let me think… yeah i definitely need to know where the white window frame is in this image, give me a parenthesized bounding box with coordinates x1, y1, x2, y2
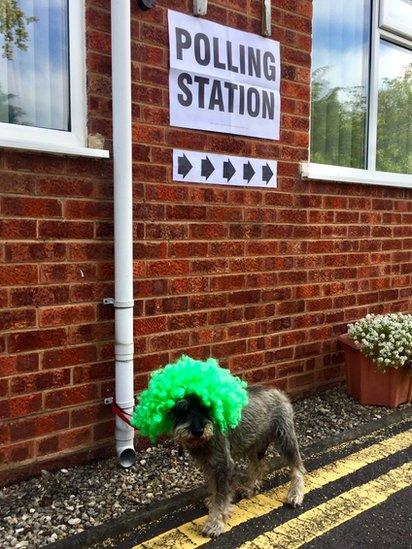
(302, 0, 411, 188)
(0, 0, 109, 158)
(380, 0, 412, 40)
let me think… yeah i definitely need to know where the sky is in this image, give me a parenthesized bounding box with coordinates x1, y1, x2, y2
(312, 0, 411, 98)
(0, 0, 69, 130)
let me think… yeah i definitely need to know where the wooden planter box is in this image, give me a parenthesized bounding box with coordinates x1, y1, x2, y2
(338, 334, 412, 407)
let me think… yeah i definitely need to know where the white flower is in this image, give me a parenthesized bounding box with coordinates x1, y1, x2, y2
(347, 313, 412, 373)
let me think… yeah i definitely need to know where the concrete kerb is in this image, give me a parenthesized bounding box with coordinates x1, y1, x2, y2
(46, 405, 412, 549)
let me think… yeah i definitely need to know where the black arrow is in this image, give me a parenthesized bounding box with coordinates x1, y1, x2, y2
(262, 163, 274, 185)
(178, 154, 192, 178)
(201, 156, 215, 180)
(223, 159, 236, 182)
(243, 161, 255, 183)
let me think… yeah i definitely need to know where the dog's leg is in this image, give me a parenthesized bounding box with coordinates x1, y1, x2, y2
(236, 447, 269, 499)
(202, 445, 234, 538)
(274, 419, 305, 507)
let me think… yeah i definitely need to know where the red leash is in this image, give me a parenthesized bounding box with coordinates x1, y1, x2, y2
(112, 403, 134, 427)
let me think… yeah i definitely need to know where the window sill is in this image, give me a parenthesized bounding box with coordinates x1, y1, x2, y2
(0, 137, 110, 159)
(300, 162, 411, 189)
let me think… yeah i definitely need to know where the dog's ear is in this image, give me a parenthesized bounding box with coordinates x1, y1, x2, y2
(173, 398, 189, 415)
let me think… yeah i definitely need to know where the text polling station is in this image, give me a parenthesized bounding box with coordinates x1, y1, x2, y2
(168, 10, 281, 140)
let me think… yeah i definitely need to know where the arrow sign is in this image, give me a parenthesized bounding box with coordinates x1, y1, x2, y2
(243, 161, 255, 183)
(223, 159, 236, 181)
(262, 162, 274, 185)
(178, 154, 193, 178)
(173, 150, 277, 188)
(201, 156, 215, 180)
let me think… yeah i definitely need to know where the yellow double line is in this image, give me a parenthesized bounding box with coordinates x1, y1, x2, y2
(134, 429, 411, 548)
(241, 461, 411, 548)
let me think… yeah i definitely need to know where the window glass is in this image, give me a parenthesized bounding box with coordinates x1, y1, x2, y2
(376, 41, 412, 174)
(310, 0, 371, 168)
(0, 0, 70, 131)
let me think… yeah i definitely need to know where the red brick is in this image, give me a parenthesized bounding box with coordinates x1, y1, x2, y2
(212, 339, 247, 358)
(0, 424, 9, 445)
(40, 264, 96, 284)
(44, 384, 99, 409)
(169, 277, 208, 294)
(1, 394, 43, 420)
(0, 309, 36, 331)
(1, 196, 62, 217)
(71, 403, 111, 427)
(39, 304, 95, 327)
(69, 282, 113, 303)
(0, 378, 9, 397)
(4, 151, 64, 173)
(10, 412, 70, 442)
(37, 435, 59, 455)
(68, 322, 113, 344)
(8, 328, 67, 353)
(147, 260, 189, 277)
(65, 200, 112, 219)
(93, 420, 114, 441)
(68, 243, 113, 261)
(145, 296, 188, 316)
(0, 219, 37, 239)
(10, 369, 71, 395)
(5, 243, 66, 262)
(73, 361, 113, 383)
(134, 316, 167, 336)
(150, 331, 190, 352)
(0, 353, 39, 376)
(7, 441, 34, 462)
(37, 177, 97, 197)
(10, 286, 70, 307)
(0, 288, 7, 308)
(39, 220, 94, 239)
(0, 265, 38, 286)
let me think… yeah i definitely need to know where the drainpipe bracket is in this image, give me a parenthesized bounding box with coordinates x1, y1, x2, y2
(103, 298, 135, 309)
(193, 0, 207, 16)
(262, 0, 271, 37)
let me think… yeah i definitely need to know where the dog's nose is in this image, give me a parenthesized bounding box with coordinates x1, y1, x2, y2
(191, 427, 204, 437)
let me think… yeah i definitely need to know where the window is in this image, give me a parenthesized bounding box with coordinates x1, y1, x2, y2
(0, 0, 108, 157)
(304, 0, 412, 187)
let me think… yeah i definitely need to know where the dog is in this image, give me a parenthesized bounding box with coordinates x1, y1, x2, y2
(171, 385, 305, 538)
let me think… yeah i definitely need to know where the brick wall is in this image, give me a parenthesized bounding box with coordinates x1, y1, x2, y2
(0, 0, 411, 484)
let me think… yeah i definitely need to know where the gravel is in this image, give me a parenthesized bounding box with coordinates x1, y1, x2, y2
(0, 388, 409, 548)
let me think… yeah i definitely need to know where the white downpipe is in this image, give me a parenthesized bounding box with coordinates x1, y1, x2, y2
(111, 0, 136, 467)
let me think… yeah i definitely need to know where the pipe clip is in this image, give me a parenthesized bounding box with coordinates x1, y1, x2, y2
(262, 0, 271, 37)
(103, 298, 134, 309)
(193, 0, 207, 16)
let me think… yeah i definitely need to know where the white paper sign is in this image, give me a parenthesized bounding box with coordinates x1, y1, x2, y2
(173, 149, 277, 188)
(168, 10, 281, 140)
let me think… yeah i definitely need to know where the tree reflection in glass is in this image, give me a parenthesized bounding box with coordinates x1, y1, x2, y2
(376, 41, 412, 174)
(310, 0, 371, 169)
(0, 0, 69, 131)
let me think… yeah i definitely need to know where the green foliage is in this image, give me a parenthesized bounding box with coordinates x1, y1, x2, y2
(310, 66, 367, 169)
(0, 0, 37, 60)
(311, 64, 412, 174)
(376, 65, 412, 174)
(131, 355, 249, 442)
(0, 84, 24, 123)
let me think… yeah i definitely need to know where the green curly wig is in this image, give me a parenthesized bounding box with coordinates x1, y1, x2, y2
(130, 356, 248, 441)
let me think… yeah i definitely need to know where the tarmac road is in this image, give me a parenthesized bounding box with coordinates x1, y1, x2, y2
(112, 416, 411, 549)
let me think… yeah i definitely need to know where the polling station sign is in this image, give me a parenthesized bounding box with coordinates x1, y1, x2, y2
(168, 10, 281, 140)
